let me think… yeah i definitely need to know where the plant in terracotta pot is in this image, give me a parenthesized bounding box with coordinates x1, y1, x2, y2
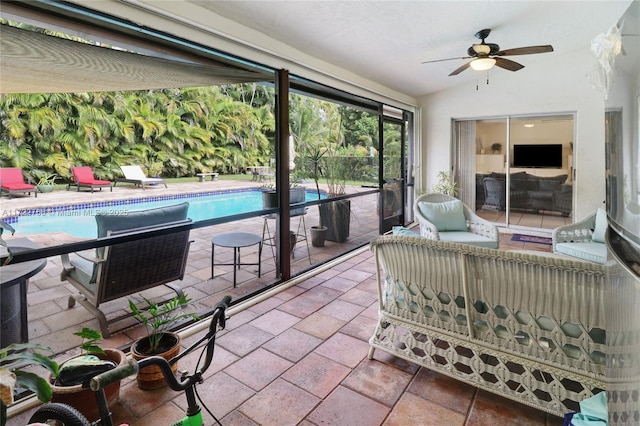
(49, 328, 126, 423)
(0, 342, 58, 425)
(129, 293, 199, 390)
(304, 143, 328, 247)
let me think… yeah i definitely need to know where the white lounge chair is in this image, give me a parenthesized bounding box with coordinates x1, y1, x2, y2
(114, 165, 167, 189)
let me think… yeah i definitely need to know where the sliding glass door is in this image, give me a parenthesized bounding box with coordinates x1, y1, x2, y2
(456, 114, 575, 231)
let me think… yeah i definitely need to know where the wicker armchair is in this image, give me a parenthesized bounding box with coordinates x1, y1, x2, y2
(414, 193, 499, 248)
(61, 203, 192, 336)
(552, 209, 608, 264)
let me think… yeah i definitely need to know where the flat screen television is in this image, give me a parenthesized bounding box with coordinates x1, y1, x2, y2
(513, 144, 562, 168)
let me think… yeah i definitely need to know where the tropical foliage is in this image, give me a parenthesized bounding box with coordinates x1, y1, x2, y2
(0, 86, 275, 180)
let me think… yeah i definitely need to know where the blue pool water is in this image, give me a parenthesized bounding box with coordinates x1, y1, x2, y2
(8, 189, 321, 239)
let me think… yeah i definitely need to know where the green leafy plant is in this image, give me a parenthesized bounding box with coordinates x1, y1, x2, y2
(74, 327, 105, 356)
(129, 293, 199, 355)
(431, 170, 460, 197)
(0, 343, 59, 405)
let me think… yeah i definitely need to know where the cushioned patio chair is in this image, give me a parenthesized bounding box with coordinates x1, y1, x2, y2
(0, 167, 37, 198)
(114, 165, 167, 190)
(61, 202, 192, 336)
(552, 208, 608, 264)
(414, 193, 499, 248)
(69, 166, 113, 192)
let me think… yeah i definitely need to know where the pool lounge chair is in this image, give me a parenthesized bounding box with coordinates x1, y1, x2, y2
(0, 167, 37, 198)
(69, 166, 113, 192)
(114, 165, 167, 190)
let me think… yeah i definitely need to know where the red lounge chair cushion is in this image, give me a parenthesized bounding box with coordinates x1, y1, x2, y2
(72, 167, 111, 185)
(0, 168, 35, 190)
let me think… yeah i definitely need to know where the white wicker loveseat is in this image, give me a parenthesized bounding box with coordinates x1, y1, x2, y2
(368, 234, 613, 417)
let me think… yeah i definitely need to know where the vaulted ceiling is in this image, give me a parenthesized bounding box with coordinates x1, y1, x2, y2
(194, 0, 634, 97)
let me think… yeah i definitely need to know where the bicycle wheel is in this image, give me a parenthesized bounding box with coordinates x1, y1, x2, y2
(28, 403, 91, 426)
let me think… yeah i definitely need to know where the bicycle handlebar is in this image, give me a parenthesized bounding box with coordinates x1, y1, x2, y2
(89, 295, 232, 392)
(90, 359, 138, 391)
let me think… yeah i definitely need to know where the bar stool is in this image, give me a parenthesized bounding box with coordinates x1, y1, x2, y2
(262, 208, 311, 264)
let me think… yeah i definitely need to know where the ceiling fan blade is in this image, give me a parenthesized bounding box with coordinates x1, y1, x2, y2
(422, 56, 471, 64)
(449, 62, 471, 76)
(494, 57, 524, 71)
(496, 45, 554, 56)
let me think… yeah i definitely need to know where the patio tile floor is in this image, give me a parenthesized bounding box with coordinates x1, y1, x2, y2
(3, 181, 565, 425)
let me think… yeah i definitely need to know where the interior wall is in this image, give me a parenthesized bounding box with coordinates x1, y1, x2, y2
(418, 47, 607, 220)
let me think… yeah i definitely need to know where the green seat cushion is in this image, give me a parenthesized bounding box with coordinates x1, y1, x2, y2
(67, 255, 99, 289)
(439, 231, 498, 249)
(418, 199, 467, 231)
(555, 242, 607, 264)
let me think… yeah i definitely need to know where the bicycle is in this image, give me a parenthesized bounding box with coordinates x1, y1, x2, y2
(27, 295, 232, 426)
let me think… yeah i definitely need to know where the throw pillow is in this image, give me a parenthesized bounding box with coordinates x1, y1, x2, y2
(392, 226, 418, 236)
(592, 207, 607, 243)
(418, 199, 467, 231)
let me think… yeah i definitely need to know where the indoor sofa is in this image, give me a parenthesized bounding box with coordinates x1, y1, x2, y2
(476, 171, 571, 215)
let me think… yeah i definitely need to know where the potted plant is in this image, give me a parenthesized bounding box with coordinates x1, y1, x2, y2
(304, 144, 328, 247)
(1, 342, 59, 425)
(129, 293, 199, 390)
(491, 143, 502, 154)
(431, 170, 460, 197)
(49, 328, 126, 423)
(34, 173, 57, 193)
(0, 220, 15, 265)
(318, 142, 351, 243)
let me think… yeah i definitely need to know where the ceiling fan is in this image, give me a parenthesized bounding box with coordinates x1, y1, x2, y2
(423, 29, 554, 76)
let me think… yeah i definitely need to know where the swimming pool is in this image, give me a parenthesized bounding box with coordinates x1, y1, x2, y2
(8, 189, 322, 239)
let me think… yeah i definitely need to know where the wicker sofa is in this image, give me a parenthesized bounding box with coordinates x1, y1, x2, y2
(368, 235, 612, 417)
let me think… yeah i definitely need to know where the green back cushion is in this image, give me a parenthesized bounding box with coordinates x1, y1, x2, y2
(392, 226, 418, 236)
(592, 207, 607, 243)
(418, 199, 467, 231)
(95, 202, 189, 257)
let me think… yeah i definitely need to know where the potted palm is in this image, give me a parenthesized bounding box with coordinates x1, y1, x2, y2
(319, 143, 351, 243)
(49, 328, 126, 423)
(129, 293, 199, 390)
(304, 144, 328, 247)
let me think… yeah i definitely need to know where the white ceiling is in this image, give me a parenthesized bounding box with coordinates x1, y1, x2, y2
(194, 0, 634, 97)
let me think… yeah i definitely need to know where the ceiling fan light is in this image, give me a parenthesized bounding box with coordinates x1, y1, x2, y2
(470, 57, 496, 71)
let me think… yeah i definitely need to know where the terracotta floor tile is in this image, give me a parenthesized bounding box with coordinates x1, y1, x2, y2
(342, 358, 414, 407)
(221, 410, 258, 425)
(172, 371, 254, 422)
(321, 275, 361, 292)
(337, 268, 374, 283)
(407, 367, 476, 415)
(318, 298, 366, 322)
(216, 323, 274, 357)
(246, 295, 283, 315)
(307, 385, 390, 426)
(262, 327, 322, 362)
(239, 378, 319, 426)
(282, 352, 351, 398)
(340, 311, 378, 342)
(466, 389, 548, 426)
(384, 392, 466, 426)
(294, 311, 346, 340)
(224, 347, 292, 391)
(339, 286, 378, 307)
(314, 332, 370, 368)
(128, 401, 185, 426)
(248, 308, 300, 335)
